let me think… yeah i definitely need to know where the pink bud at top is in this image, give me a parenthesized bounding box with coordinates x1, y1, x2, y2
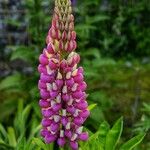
(47, 43, 55, 54)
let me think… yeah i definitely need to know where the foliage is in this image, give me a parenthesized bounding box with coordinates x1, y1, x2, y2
(0, 104, 146, 150)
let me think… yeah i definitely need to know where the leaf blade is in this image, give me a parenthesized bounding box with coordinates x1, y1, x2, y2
(119, 133, 146, 150)
(105, 117, 123, 150)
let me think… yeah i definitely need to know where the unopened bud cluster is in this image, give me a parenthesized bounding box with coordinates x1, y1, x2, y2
(38, 0, 89, 150)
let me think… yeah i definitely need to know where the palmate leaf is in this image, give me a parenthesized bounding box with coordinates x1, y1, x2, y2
(105, 117, 123, 150)
(119, 133, 146, 150)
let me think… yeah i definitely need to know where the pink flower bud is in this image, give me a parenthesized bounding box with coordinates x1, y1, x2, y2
(50, 123, 59, 132)
(38, 65, 47, 74)
(39, 99, 49, 108)
(57, 138, 66, 147)
(74, 117, 83, 126)
(38, 80, 47, 89)
(42, 118, 52, 127)
(70, 141, 78, 150)
(79, 132, 89, 141)
(40, 128, 49, 137)
(65, 130, 72, 138)
(39, 54, 49, 65)
(45, 134, 56, 144)
(40, 90, 49, 99)
(42, 108, 54, 118)
(47, 43, 55, 54)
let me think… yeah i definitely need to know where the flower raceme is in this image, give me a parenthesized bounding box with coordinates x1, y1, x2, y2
(38, 0, 90, 149)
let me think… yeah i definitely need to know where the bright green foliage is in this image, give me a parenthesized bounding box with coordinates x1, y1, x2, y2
(0, 103, 146, 150)
(80, 118, 145, 150)
(105, 117, 123, 150)
(120, 134, 145, 150)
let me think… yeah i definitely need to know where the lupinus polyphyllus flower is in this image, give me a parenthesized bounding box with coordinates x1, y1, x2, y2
(38, 0, 90, 149)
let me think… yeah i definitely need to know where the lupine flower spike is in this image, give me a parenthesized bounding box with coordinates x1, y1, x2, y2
(38, 0, 90, 149)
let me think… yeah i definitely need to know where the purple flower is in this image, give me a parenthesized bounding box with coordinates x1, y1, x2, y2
(38, 0, 89, 149)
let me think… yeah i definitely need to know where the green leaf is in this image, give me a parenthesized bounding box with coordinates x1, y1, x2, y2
(32, 138, 47, 150)
(0, 141, 14, 150)
(7, 127, 17, 147)
(81, 122, 110, 150)
(0, 74, 21, 90)
(16, 137, 26, 150)
(98, 121, 110, 149)
(0, 124, 8, 141)
(119, 133, 146, 150)
(88, 104, 97, 111)
(10, 46, 35, 62)
(105, 117, 123, 150)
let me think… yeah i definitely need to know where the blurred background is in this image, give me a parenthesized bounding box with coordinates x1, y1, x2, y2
(0, 0, 150, 149)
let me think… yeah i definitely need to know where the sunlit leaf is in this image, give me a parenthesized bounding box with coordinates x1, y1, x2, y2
(119, 133, 146, 150)
(105, 117, 123, 150)
(88, 104, 97, 111)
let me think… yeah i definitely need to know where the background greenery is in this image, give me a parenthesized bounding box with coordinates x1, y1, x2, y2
(0, 0, 150, 149)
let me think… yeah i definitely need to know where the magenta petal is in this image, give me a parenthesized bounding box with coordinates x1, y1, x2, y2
(39, 54, 48, 65)
(52, 103, 61, 112)
(60, 59, 67, 69)
(79, 81, 87, 91)
(70, 141, 78, 150)
(40, 90, 49, 99)
(62, 117, 68, 126)
(72, 90, 84, 99)
(42, 109, 53, 118)
(38, 65, 47, 74)
(79, 132, 89, 141)
(67, 106, 75, 114)
(74, 73, 83, 83)
(45, 134, 56, 144)
(76, 101, 88, 110)
(51, 123, 59, 132)
(74, 117, 83, 125)
(66, 78, 74, 87)
(40, 128, 49, 137)
(80, 110, 90, 118)
(42, 118, 52, 127)
(47, 43, 55, 53)
(55, 79, 63, 88)
(49, 60, 58, 70)
(39, 99, 49, 108)
(50, 90, 58, 98)
(62, 94, 70, 102)
(65, 130, 72, 138)
(57, 138, 66, 147)
(38, 80, 47, 89)
(41, 74, 55, 83)
(78, 67, 84, 74)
